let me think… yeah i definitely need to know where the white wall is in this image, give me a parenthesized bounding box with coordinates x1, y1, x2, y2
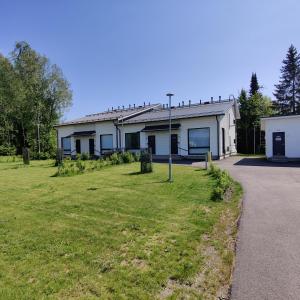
(219, 107, 237, 156)
(263, 116, 300, 158)
(56, 108, 238, 159)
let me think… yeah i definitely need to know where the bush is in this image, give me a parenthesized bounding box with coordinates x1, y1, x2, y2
(121, 151, 135, 163)
(208, 163, 234, 201)
(55, 151, 137, 177)
(0, 144, 16, 156)
(110, 153, 123, 165)
(80, 153, 90, 161)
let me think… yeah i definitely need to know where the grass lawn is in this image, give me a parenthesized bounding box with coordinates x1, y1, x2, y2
(0, 160, 241, 300)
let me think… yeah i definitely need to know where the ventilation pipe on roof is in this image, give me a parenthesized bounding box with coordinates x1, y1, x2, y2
(189, 100, 191, 107)
(166, 103, 168, 108)
(134, 104, 136, 108)
(182, 101, 184, 106)
(178, 102, 181, 107)
(143, 102, 145, 107)
(211, 97, 214, 103)
(219, 96, 221, 102)
(199, 99, 202, 104)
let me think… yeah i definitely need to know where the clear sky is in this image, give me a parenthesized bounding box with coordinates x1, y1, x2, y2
(1, 0, 300, 120)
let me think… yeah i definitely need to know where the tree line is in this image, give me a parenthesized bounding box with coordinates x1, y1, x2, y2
(237, 44, 300, 154)
(0, 42, 299, 157)
(0, 42, 72, 157)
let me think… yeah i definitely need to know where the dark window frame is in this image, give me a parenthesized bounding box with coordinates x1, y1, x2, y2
(188, 127, 210, 155)
(125, 132, 140, 150)
(100, 134, 113, 153)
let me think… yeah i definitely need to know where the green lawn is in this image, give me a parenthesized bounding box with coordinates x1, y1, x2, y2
(0, 160, 241, 300)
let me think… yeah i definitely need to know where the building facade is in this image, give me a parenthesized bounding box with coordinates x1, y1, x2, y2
(261, 115, 300, 160)
(55, 100, 240, 160)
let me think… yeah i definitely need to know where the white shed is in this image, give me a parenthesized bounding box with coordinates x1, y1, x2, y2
(261, 115, 300, 160)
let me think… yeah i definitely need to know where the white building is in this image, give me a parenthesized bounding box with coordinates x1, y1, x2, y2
(261, 114, 300, 160)
(54, 99, 240, 160)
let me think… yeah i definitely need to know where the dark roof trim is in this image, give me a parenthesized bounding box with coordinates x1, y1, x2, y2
(123, 112, 225, 125)
(141, 124, 181, 132)
(72, 130, 96, 136)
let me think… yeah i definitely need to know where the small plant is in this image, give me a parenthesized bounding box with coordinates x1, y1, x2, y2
(80, 153, 89, 161)
(110, 153, 122, 165)
(208, 163, 234, 201)
(121, 151, 135, 163)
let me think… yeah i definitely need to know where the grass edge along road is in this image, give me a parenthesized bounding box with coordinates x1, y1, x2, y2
(0, 160, 242, 299)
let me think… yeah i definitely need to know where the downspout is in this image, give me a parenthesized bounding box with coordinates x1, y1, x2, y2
(115, 123, 119, 150)
(216, 115, 220, 159)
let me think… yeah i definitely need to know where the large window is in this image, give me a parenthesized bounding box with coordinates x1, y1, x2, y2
(100, 134, 113, 153)
(188, 128, 210, 154)
(125, 132, 140, 150)
(61, 137, 71, 155)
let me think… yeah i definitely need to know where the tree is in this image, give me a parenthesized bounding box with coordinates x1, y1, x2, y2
(249, 73, 260, 96)
(0, 41, 72, 156)
(274, 44, 300, 114)
(237, 85, 273, 153)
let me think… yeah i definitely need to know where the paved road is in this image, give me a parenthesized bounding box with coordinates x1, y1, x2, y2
(209, 156, 300, 300)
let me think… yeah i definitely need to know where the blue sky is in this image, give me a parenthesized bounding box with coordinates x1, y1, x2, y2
(1, 0, 299, 120)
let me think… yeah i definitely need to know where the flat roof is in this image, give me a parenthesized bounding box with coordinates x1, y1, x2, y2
(261, 114, 300, 121)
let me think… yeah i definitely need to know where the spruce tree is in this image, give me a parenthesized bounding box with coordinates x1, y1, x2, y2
(249, 73, 260, 96)
(274, 45, 300, 114)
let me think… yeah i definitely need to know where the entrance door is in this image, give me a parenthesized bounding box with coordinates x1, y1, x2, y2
(273, 132, 285, 156)
(171, 134, 178, 154)
(148, 135, 156, 154)
(75, 139, 81, 154)
(89, 139, 95, 156)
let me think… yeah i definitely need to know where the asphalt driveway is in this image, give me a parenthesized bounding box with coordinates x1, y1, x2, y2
(212, 156, 300, 300)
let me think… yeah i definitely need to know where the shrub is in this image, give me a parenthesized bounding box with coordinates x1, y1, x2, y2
(110, 153, 123, 165)
(80, 153, 90, 161)
(121, 151, 135, 163)
(0, 144, 16, 156)
(208, 163, 234, 201)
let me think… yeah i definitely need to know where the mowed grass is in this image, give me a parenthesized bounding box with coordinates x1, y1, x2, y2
(0, 161, 241, 300)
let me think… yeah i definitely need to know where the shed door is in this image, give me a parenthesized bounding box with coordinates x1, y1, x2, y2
(272, 132, 285, 156)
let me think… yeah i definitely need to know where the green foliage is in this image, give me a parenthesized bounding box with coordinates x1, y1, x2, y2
(55, 152, 136, 177)
(0, 41, 72, 155)
(208, 163, 234, 201)
(109, 152, 123, 165)
(237, 77, 274, 153)
(249, 72, 260, 96)
(274, 44, 300, 114)
(121, 151, 135, 163)
(0, 144, 16, 156)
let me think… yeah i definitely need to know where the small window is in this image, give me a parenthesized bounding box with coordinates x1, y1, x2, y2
(125, 132, 140, 150)
(100, 134, 113, 153)
(188, 128, 210, 155)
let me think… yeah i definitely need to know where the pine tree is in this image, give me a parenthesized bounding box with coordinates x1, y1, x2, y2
(274, 45, 300, 114)
(249, 73, 260, 96)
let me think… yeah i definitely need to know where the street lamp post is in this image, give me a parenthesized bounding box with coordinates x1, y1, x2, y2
(166, 93, 174, 182)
